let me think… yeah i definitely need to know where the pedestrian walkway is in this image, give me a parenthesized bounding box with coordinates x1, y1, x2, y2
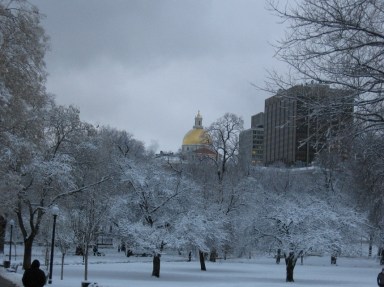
(0, 274, 19, 287)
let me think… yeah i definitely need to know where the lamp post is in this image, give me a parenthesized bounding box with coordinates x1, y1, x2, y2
(48, 205, 59, 284)
(8, 219, 14, 264)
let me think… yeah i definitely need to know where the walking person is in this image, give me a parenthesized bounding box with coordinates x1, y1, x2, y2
(22, 259, 46, 287)
(378, 268, 384, 287)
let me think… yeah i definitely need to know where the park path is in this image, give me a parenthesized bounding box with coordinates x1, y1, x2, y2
(0, 274, 19, 287)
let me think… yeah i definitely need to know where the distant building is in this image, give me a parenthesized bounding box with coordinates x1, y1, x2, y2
(155, 151, 181, 164)
(239, 113, 264, 170)
(263, 84, 352, 165)
(181, 111, 216, 160)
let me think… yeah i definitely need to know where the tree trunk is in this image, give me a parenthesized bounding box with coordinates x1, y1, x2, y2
(276, 249, 281, 264)
(84, 243, 89, 281)
(286, 259, 295, 282)
(152, 254, 161, 278)
(17, 201, 45, 270)
(23, 237, 34, 270)
(44, 242, 51, 267)
(285, 252, 298, 282)
(61, 253, 65, 280)
(209, 250, 217, 262)
(0, 216, 6, 254)
(331, 255, 337, 264)
(369, 235, 373, 257)
(199, 250, 206, 271)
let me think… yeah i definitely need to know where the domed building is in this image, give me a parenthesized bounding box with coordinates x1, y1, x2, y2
(181, 111, 216, 160)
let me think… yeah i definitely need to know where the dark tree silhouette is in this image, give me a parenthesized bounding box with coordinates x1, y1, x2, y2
(284, 251, 303, 282)
(152, 254, 160, 278)
(199, 251, 207, 271)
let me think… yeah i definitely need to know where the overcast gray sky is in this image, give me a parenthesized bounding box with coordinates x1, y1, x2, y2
(30, 0, 286, 152)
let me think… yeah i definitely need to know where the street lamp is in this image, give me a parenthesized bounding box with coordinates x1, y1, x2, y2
(48, 205, 59, 285)
(8, 219, 14, 264)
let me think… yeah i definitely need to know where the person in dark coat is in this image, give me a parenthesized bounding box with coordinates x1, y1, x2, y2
(378, 268, 384, 287)
(22, 259, 46, 287)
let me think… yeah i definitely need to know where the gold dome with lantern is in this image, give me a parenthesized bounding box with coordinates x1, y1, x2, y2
(182, 111, 210, 145)
(181, 111, 216, 159)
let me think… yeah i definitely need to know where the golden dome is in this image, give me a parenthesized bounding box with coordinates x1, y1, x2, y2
(182, 128, 210, 145)
(182, 111, 212, 147)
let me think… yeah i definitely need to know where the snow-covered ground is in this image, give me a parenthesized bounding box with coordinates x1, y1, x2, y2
(0, 246, 381, 287)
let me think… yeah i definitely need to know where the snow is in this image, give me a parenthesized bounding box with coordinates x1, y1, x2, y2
(0, 247, 381, 287)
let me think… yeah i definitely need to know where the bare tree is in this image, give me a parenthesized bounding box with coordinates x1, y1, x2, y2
(346, 132, 384, 248)
(264, 1, 384, 235)
(68, 189, 112, 282)
(266, 0, 384, 136)
(206, 113, 243, 183)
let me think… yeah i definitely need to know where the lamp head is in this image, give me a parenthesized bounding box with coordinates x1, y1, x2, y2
(51, 205, 60, 216)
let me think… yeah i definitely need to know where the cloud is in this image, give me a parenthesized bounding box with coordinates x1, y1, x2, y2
(33, 0, 286, 152)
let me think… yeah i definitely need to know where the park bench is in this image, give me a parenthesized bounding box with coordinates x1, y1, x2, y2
(6, 263, 21, 273)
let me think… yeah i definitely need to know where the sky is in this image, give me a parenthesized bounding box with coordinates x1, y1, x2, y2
(29, 0, 287, 152)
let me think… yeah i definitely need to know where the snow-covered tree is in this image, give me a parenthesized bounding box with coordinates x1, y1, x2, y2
(170, 181, 230, 271)
(116, 158, 188, 277)
(264, 2, 384, 255)
(0, 0, 48, 257)
(61, 126, 141, 281)
(181, 114, 245, 265)
(249, 168, 366, 282)
(343, 133, 384, 249)
(10, 103, 91, 269)
(68, 189, 112, 281)
(55, 219, 75, 281)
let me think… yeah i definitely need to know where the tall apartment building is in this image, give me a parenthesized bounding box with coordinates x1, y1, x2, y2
(263, 84, 352, 165)
(239, 112, 264, 170)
